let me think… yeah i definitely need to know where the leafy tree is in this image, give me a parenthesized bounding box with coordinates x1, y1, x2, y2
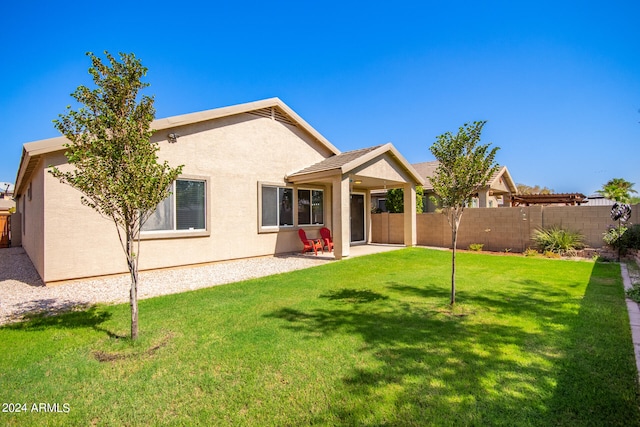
(385, 186, 424, 213)
(597, 178, 637, 204)
(50, 52, 183, 339)
(516, 183, 554, 195)
(429, 121, 499, 305)
(416, 186, 424, 213)
(385, 188, 404, 213)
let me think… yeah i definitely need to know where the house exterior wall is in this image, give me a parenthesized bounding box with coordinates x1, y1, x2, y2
(43, 151, 125, 282)
(36, 113, 334, 283)
(372, 204, 640, 252)
(18, 159, 46, 280)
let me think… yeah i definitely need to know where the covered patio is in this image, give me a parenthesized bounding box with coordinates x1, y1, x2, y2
(287, 143, 424, 259)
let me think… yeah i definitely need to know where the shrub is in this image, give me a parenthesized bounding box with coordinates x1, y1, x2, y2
(603, 225, 628, 248)
(544, 250, 562, 259)
(605, 224, 640, 252)
(627, 224, 640, 249)
(524, 247, 539, 257)
(533, 226, 585, 256)
(468, 243, 484, 252)
(626, 283, 640, 302)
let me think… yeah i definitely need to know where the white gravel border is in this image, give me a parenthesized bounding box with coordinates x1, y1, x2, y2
(0, 247, 332, 325)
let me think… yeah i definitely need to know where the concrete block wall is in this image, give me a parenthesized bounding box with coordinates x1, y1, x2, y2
(417, 212, 448, 247)
(455, 207, 537, 252)
(371, 204, 640, 252)
(370, 212, 407, 244)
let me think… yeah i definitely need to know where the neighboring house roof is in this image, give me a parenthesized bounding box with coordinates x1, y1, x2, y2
(15, 98, 341, 195)
(412, 160, 517, 194)
(0, 198, 15, 212)
(287, 143, 425, 186)
(412, 161, 439, 190)
(584, 194, 615, 206)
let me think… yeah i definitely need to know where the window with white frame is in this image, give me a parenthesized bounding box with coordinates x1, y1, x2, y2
(142, 179, 206, 232)
(298, 189, 324, 225)
(261, 186, 293, 228)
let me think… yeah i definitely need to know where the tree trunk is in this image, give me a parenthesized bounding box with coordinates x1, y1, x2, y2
(451, 224, 457, 306)
(127, 232, 139, 340)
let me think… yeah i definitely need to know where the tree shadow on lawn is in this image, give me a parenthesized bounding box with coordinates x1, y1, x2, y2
(387, 279, 577, 322)
(2, 304, 116, 336)
(268, 284, 581, 426)
(544, 262, 640, 426)
(319, 288, 389, 304)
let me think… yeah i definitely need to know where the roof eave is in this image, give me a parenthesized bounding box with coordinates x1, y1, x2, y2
(286, 168, 342, 184)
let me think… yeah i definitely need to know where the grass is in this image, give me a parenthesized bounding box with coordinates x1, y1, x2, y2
(1, 248, 639, 426)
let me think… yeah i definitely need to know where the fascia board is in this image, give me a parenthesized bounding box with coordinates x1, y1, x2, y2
(23, 136, 68, 156)
(151, 98, 282, 130)
(14, 148, 31, 195)
(19, 98, 341, 159)
(286, 168, 341, 183)
(152, 98, 341, 156)
(500, 166, 518, 194)
(272, 99, 341, 156)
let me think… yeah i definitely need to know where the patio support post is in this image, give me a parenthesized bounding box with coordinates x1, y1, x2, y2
(332, 176, 351, 259)
(478, 190, 488, 208)
(403, 182, 417, 247)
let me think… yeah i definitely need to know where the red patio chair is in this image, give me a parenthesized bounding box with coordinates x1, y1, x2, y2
(298, 229, 323, 256)
(320, 227, 333, 252)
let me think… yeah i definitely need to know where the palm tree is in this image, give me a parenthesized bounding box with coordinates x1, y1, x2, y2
(597, 178, 637, 204)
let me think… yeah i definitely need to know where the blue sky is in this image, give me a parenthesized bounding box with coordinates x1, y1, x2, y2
(2, 0, 638, 195)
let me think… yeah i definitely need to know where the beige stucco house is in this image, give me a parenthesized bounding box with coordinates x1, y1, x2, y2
(0, 197, 14, 248)
(371, 161, 517, 213)
(14, 98, 423, 284)
(416, 161, 517, 212)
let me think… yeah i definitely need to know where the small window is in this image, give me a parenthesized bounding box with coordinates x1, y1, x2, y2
(261, 186, 293, 228)
(298, 189, 324, 225)
(142, 179, 206, 232)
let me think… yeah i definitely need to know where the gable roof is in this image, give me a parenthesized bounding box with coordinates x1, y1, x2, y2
(14, 98, 340, 195)
(288, 145, 382, 176)
(412, 161, 439, 190)
(287, 143, 425, 186)
(412, 160, 517, 193)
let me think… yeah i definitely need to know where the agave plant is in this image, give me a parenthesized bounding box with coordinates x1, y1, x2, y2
(532, 227, 585, 256)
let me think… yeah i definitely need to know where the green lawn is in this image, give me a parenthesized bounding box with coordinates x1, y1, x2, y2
(1, 248, 639, 426)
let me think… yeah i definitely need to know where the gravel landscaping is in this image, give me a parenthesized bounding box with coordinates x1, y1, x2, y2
(0, 247, 332, 325)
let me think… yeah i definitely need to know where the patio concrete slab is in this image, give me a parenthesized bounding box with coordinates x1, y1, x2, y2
(298, 243, 406, 260)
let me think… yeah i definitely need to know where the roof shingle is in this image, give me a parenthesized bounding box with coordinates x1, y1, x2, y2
(288, 145, 382, 177)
